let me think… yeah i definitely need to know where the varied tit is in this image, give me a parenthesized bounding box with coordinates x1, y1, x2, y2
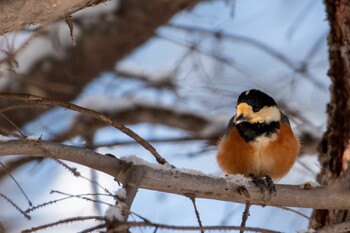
(217, 89, 299, 193)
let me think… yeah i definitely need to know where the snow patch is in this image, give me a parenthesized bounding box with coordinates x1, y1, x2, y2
(179, 168, 208, 177)
(27, 135, 41, 140)
(0, 135, 15, 142)
(120, 155, 219, 178)
(299, 181, 320, 189)
(225, 174, 250, 187)
(120, 155, 172, 171)
(105, 203, 125, 222)
(179, 168, 220, 179)
(116, 188, 127, 200)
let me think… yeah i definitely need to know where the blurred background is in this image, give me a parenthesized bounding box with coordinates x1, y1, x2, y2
(0, 0, 329, 232)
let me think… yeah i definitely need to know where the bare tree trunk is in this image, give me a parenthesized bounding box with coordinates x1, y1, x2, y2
(313, 0, 350, 228)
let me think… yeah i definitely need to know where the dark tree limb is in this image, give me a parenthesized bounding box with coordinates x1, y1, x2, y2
(313, 0, 350, 228)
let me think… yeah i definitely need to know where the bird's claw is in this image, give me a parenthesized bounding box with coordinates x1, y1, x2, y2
(250, 175, 267, 193)
(265, 175, 276, 196)
(237, 186, 250, 198)
(249, 174, 277, 200)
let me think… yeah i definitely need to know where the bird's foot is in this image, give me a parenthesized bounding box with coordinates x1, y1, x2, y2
(265, 175, 276, 196)
(249, 174, 266, 193)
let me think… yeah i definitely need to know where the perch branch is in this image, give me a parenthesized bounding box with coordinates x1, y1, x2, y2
(0, 139, 349, 210)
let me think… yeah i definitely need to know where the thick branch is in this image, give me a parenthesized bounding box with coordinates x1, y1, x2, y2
(0, 139, 349, 210)
(0, 0, 103, 35)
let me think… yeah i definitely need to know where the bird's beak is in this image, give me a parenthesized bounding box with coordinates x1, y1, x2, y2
(234, 114, 249, 124)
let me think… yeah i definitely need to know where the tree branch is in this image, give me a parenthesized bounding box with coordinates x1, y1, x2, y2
(0, 92, 167, 165)
(0, 139, 349, 210)
(317, 221, 350, 233)
(0, 0, 104, 35)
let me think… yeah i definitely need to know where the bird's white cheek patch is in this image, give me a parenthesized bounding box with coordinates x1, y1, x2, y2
(251, 106, 281, 123)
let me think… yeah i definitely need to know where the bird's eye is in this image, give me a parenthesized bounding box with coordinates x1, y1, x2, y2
(252, 106, 260, 112)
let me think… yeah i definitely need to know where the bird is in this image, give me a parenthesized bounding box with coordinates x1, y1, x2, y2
(217, 89, 299, 193)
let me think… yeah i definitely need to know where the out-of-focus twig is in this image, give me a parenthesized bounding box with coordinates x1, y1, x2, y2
(0, 93, 168, 165)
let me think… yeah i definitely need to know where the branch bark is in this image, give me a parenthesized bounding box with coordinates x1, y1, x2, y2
(0, 139, 349, 210)
(0, 0, 103, 35)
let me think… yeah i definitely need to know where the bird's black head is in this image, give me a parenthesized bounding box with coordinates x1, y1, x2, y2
(234, 89, 281, 124)
(237, 89, 277, 112)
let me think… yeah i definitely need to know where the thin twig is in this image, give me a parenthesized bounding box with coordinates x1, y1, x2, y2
(25, 192, 113, 213)
(0, 93, 168, 165)
(0, 162, 32, 206)
(0, 157, 41, 180)
(50, 191, 113, 207)
(27, 190, 150, 224)
(0, 192, 31, 220)
(276, 206, 315, 227)
(25, 196, 72, 213)
(52, 159, 113, 196)
(111, 221, 280, 233)
(22, 216, 105, 233)
(240, 200, 251, 233)
(156, 33, 250, 77)
(0, 112, 25, 137)
(165, 23, 296, 70)
(286, 0, 317, 39)
(165, 23, 326, 90)
(93, 136, 208, 148)
(0, 105, 51, 118)
(79, 223, 106, 233)
(187, 195, 204, 233)
(0, 29, 44, 67)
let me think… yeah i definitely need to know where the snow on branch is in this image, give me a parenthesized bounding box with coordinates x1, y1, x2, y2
(0, 139, 349, 210)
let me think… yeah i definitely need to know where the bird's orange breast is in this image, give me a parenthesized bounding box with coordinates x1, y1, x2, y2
(217, 123, 299, 180)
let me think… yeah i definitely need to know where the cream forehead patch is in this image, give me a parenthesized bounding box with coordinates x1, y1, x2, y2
(236, 103, 253, 115)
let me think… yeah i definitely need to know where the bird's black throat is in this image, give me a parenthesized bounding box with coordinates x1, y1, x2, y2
(235, 121, 280, 142)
